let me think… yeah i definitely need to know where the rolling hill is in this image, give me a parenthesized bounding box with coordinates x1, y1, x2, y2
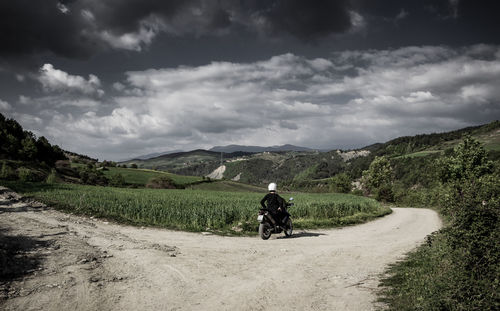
(118, 120, 500, 188)
(209, 144, 318, 153)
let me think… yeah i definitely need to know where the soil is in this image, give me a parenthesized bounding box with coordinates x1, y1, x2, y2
(0, 186, 442, 311)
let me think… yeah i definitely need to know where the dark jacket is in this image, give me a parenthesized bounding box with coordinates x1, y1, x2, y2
(260, 192, 286, 214)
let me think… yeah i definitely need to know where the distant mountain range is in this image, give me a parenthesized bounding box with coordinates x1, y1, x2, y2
(126, 144, 320, 161)
(210, 144, 319, 153)
(122, 150, 184, 161)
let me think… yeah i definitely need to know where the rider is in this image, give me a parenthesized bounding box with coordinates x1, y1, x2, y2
(260, 183, 287, 227)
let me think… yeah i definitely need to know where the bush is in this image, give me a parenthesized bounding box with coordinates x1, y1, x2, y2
(0, 161, 16, 180)
(17, 167, 38, 182)
(375, 184, 394, 202)
(362, 156, 394, 202)
(380, 136, 500, 310)
(46, 169, 58, 184)
(78, 167, 108, 186)
(146, 176, 179, 189)
(329, 173, 351, 193)
(109, 173, 126, 187)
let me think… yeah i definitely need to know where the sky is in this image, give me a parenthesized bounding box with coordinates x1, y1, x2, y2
(1, 0, 500, 161)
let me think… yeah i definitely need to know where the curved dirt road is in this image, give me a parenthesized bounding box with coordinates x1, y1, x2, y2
(0, 187, 441, 311)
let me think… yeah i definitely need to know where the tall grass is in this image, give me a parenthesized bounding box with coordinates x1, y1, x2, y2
(2, 182, 390, 233)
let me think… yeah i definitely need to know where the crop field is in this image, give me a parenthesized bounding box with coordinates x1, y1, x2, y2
(392, 150, 442, 159)
(3, 182, 391, 233)
(103, 167, 202, 186)
(187, 180, 265, 192)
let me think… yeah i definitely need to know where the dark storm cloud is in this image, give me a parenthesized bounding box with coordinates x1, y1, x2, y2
(2, 0, 500, 67)
(0, 0, 358, 65)
(238, 0, 354, 41)
(0, 0, 94, 59)
(86, 0, 191, 33)
(352, 0, 500, 45)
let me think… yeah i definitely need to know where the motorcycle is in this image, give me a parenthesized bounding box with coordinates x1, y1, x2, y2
(257, 197, 294, 240)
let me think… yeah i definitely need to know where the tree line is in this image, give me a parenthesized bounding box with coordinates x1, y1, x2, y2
(0, 113, 66, 166)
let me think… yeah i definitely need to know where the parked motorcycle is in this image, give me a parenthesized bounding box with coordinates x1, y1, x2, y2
(257, 198, 294, 240)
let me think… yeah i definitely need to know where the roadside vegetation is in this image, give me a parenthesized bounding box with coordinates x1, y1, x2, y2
(377, 136, 499, 310)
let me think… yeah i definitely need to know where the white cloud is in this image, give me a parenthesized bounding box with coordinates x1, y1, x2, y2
(18, 95, 31, 105)
(81, 9, 95, 21)
(19, 45, 500, 160)
(100, 27, 156, 52)
(349, 11, 366, 32)
(38, 64, 104, 96)
(15, 74, 25, 82)
(0, 99, 11, 111)
(395, 9, 409, 22)
(57, 3, 70, 14)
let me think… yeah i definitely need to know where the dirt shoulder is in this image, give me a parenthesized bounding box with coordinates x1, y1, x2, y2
(0, 186, 441, 311)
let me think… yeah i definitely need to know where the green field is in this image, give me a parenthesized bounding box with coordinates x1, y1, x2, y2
(187, 180, 265, 192)
(392, 150, 442, 159)
(102, 167, 202, 186)
(2, 182, 391, 234)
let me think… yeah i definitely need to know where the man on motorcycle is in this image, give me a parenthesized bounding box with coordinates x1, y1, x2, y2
(260, 183, 288, 227)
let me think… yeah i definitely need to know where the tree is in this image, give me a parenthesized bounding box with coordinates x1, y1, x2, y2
(0, 161, 15, 180)
(438, 136, 499, 307)
(146, 176, 178, 189)
(21, 136, 37, 160)
(109, 173, 125, 187)
(329, 173, 351, 193)
(362, 156, 394, 201)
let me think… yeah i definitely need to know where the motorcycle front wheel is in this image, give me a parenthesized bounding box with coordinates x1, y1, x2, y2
(284, 218, 293, 237)
(259, 223, 272, 240)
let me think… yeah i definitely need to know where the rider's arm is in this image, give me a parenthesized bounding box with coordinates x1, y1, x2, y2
(278, 195, 286, 210)
(260, 194, 268, 209)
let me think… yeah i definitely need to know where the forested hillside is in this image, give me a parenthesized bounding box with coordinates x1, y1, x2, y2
(0, 113, 66, 166)
(124, 121, 499, 195)
(0, 113, 66, 181)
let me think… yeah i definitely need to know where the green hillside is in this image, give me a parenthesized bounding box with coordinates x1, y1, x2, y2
(102, 167, 201, 186)
(123, 121, 499, 192)
(121, 149, 253, 172)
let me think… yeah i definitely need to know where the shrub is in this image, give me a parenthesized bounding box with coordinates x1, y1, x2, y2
(109, 173, 126, 187)
(329, 173, 351, 193)
(17, 167, 38, 182)
(46, 169, 58, 184)
(375, 184, 394, 202)
(78, 167, 108, 186)
(146, 176, 178, 189)
(362, 156, 394, 202)
(0, 161, 16, 180)
(379, 137, 499, 310)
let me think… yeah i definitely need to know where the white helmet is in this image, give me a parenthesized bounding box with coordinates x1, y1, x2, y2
(268, 183, 277, 192)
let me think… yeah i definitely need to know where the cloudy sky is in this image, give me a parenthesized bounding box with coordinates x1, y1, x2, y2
(1, 0, 500, 160)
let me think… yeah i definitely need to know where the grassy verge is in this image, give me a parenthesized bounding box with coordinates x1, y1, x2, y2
(1, 181, 390, 235)
(378, 230, 455, 310)
(378, 227, 499, 311)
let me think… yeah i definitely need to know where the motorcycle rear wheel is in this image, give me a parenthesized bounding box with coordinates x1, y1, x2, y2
(284, 218, 293, 237)
(259, 223, 272, 240)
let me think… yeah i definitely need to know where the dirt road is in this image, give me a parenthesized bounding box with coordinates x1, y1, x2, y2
(0, 186, 441, 311)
